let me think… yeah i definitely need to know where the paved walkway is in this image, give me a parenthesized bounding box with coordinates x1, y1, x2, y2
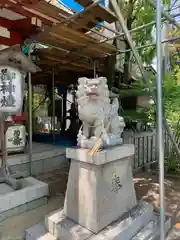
(0, 196, 64, 240)
(0, 164, 69, 240)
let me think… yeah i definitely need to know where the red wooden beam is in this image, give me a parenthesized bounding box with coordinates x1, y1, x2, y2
(3, 0, 40, 6)
(0, 0, 8, 8)
(0, 17, 14, 29)
(2, 0, 70, 26)
(18, 0, 40, 4)
(0, 17, 41, 38)
(13, 18, 41, 37)
(5, 1, 57, 25)
(0, 31, 22, 46)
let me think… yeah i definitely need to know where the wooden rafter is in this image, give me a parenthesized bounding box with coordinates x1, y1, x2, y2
(0, 0, 119, 83)
(35, 23, 117, 60)
(75, 0, 117, 23)
(40, 54, 93, 70)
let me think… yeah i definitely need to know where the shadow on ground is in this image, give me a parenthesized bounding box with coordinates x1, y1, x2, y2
(37, 163, 70, 197)
(134, 172, 180, 224)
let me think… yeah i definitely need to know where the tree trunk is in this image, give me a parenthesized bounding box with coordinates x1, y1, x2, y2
(123, 0, 134, 84)
(109, 0, 135, 86)
(103, 0, 117, 90)
(104, 54, 116, 90)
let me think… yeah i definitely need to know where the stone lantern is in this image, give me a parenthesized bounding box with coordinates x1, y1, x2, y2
(0, 45, 40, 189)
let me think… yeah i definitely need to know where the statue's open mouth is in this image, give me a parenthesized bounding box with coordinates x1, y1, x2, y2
(86, 86, 99, 96)
(86, 92, 99, 96)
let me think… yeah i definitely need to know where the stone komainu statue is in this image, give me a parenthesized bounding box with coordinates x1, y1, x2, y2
(76, 77, 125, 149)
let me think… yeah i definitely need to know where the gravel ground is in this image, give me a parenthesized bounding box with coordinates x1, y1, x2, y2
(134, 172, 180, 224)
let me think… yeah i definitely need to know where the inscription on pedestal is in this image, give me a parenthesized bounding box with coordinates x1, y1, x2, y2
(111, 174, 122, 193)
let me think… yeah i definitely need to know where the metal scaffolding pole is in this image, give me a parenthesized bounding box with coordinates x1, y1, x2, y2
(57, 0, 122, 37)
(156, 0, 165, 238)
(59, 0, 104, 24)
(28, 51, 33, 176)
(100, 12, 180, 44)
(59, 0, 180, 43)
(56, 0, 180, 44)
(52, 69, 56, 145)
(36, 41, 93, 60)
(147, 0, 180, 29)
(110, 0, 180, 160)
(115, 35, 180, 54)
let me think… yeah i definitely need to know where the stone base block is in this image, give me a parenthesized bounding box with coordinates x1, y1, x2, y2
(26, 200, 172, 240)
(0, 177, 48, 220)
(45, 201, 154, 240)
(26, 222, 56, 240)
(166, 226, 180, 240)
(132, 214, 171, 240)
(0, 197, 47, 222)
(45, 208, 93, 239)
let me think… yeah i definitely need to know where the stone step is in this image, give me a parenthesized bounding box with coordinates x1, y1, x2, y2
(45, 208, 93, 239)
(166, 226, 180, 240)
(25, 222, 56, 240)
(132, 214, 171, 240)
(45, 201, 154, 240)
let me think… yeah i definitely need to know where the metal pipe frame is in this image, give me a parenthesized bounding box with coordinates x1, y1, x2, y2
(35, 41, 93, 60)
(115, 35, 180, 54)
(171, 0, 179, 9)
(147, 0, 180, 29)
(109, 0, 180, 158)
(54, 4, 180, 51)
(100, 12, 180, 44)
(59, 0, 104, 24)
(101, 20, 159, 44)
(28, 50, 33, 176)
(52, 68, 56, 145)
(57, 14, 120, 40)
(58, 0, 180, 42)
(56, 0, 121, 36)
(35, 0, 180, 51)
(110, 2, 180, 238)
(34, 0, 112, 63)
(35, 1, 180, 65)
(58, 0, 180, 45)
(56, 12, 110, 41)
(156, 0, 165, 238)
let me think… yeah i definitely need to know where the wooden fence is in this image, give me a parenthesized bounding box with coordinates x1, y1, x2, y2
(123, 130, 174, 171)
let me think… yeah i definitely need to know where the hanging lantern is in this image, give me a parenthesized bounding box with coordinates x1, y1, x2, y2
(0, 45, 41, 113)
(0, 66, 24, 113)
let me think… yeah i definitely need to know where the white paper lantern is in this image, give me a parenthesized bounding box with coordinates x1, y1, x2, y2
(5, 125, 26, 152)
(0, 66, 24, 113)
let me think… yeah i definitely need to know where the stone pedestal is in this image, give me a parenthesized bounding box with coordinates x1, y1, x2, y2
(25, 144, 172, 240)
(65, 144, 136, 233)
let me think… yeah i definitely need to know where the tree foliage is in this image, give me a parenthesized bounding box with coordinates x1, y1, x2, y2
(143, 51, 180, 128)
(113, 0, 171, 84)
(163, 53, 180, 127)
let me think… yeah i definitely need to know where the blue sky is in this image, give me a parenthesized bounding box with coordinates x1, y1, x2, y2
(61, 0, 105, 11)
(61, 0, 83, 11)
